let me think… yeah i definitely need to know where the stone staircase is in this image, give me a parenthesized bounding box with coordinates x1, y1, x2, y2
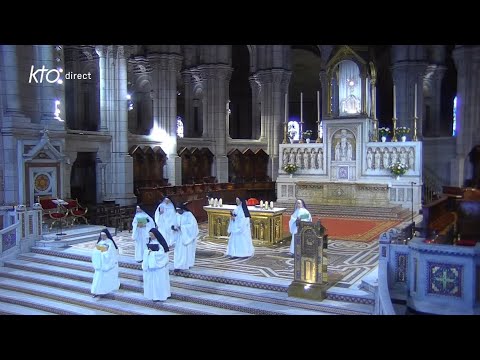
(36, 225, 116, 248)
(275, 202, 410, 220)
(0, 247, 374, 315)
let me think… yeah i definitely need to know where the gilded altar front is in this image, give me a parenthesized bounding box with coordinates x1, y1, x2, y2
(203, 205, 287, 245)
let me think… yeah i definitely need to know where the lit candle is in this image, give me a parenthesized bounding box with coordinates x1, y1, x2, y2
(285, 92, 288, 124)
(317, 90, 320, 123)
(300, 92, 303, 123)
(393, 84, 397, 119)
(414, 83, 417, 118)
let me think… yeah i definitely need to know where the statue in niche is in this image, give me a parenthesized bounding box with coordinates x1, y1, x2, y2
(340, 93, 361, 114)
(382, 148, 390, 169)
(288, 149, 295, 164)
(390, 148, 398, 164)
(399, 147, 407, 165)
(303, 149, 309, 169)
(333, 129, 355, 162)
(282, 149, 288, 166)
(317, 149, 323, 169)
(408, 147, 415, 170)
(366, 148, 373, 169)
(295, 149, 302, 168)
(310, 150, 317, 169)
(374, 149, 381, 170)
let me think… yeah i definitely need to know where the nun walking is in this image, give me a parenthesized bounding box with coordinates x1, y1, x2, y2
(142, 228, 171, 302)
(173, 202, 199, 270)
(91, 228, 121, 298)
(132, 205, 155, 262)
(154, 196, 177, 247)
(226, 197, 255, 258)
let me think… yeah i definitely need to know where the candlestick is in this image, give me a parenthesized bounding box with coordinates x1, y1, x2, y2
(284, 92, 288, 124)
(317, 91, 320, 123)
(393, 84, 397, 119)
(392, 117, 398, 142)
(282, 92, 288, 143)
(413, 116, 418, 141)
(299, 92, 304, 143)
(414, 83, 417, 118)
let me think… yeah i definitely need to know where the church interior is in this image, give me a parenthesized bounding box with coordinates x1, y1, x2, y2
(0, 44, 479, 315)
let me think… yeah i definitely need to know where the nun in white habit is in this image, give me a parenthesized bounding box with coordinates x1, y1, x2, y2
(154, 196, 177, 247)
(288, 199, 312, 255)
(91, 228, 121, 297)
(173, 202, 199, 270)
(225, 197, 255, 258)
(142, 228, 171, 302)
(132, 205, 155, 262)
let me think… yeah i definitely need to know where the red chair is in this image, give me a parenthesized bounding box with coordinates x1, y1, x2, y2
(67, 199, 89, 225)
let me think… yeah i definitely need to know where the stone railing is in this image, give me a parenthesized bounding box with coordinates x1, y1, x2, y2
(0, 222, 21, 265)
(279, 143, 325, 174)
(364, 141, 421, 175)
(375, 254, 396, 315)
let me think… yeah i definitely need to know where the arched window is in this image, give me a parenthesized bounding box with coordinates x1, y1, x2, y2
(452, 96, 457, 136)
(177, 116, 184, 138)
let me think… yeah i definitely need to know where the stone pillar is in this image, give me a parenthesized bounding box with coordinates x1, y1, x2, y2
(249, 76, 261, 140)
(451, 46, 480, 187)
(181, 70, 194, 138)
(96, 45, 136, 205)
(427, 65, 447, 137)
(391, 45, 427, 135)
(95, 46, 108, 132)
(254, 69, 291, 180)
(150, 54, 183, 185)
(197, 65, 232, 183)
(319, 70, 329, 120)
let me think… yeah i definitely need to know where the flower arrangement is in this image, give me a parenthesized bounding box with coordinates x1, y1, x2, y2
(283, 163, 298, 174)
(395, 127, 410, 136)
(303, 130, 313, 139)
(388, 161, 408, 176)
(378, 127, 390, 137)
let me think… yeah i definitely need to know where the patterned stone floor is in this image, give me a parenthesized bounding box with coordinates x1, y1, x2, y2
(71, 222, 379, 288)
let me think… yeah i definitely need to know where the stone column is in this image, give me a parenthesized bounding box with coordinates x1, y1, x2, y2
(427, 65, 447, 137)
(181, 70, 194, 138)
(391, 45, 427, 134)
(96, 45, 136, 206)
(249, 76, 261, 140)
(451, 46, 480, 187)
(149, 53, 183, 185)
(254, 69, 291, 180)
(197, 64, 232, 183)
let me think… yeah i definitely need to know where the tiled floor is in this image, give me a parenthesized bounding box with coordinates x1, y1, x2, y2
(71, 222, 379, 288)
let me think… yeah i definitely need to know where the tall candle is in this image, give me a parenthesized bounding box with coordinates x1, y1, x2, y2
(393, 84, 397, 119)
(300, 92, 303, 123)
(414, 83, 417, 118)
(317, 90, 320, 122)
(284, 92, 288, 124)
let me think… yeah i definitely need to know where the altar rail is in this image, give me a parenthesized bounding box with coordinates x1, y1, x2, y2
(137, 182, 276, 223)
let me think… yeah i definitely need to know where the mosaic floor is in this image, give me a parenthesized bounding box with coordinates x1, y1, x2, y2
(71, 222, 379, 288)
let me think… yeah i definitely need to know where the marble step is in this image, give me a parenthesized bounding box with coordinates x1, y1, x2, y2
(15, 252, 373, 314)
(27, 247, 374, 308)
(0, 266, 244, 315)
(0, 284, 112, 315)
(0, 298, 57, 315)
(38, 225, 117, 248)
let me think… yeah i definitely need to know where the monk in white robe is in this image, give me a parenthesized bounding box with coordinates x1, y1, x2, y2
(142, 228, 171, 302)
(132, 205, 155, 262)
(173, 202, 199, 270)
(154, 196, 177, 247)
(226, 197, 255, 258)
(289, 199, 312, 255)
(91, 229, 121, 297)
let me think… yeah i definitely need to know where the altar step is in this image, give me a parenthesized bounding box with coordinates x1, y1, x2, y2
(275, 202, 411, 220)
(36, 225, 116, 248)
(0, 247, 374, 315)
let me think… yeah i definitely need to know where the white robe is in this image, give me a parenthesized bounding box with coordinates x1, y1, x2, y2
(226, 205, 255, 258)
(173, 211, 199, 270)
(91, 239, 121, 295)
(154, 201, 177, 247)
(142, 240, 171, 301)
(132, 212, 155, 262)
(289, 208, 312, 254)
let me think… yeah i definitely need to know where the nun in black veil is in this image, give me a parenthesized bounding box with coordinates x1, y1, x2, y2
(225, 197, 255, 258)
(91, 228, 120, 298)
(142, 228, 171, 302)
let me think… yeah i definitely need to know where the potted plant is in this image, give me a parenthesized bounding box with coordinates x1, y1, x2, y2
(303, 130, 313, 143)
(395, 126, 410, 142)
(378, 127, 390, 142)
(388, 161, 408, 180)
(283, 163, 298, 178)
